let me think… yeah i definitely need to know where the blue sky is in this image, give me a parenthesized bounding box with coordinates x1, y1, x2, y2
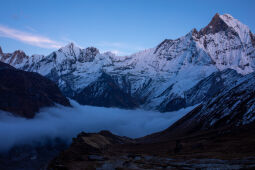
(0, 0, 254, 56)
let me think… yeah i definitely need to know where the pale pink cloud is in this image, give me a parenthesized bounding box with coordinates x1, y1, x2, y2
(0, 25, 63, 49)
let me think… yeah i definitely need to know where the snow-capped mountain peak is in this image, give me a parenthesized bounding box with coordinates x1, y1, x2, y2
(0, 13, 255, 111)
(219, 13, 251, 44)
(54, 43, 101, 63)
(57, 42, 81, 58)
(199, 13, 230, 36)
(0, 47, 29, 67)
(191, 13, 255, 74)
(79, 47, 100, 62)
(60, 42, 77, 50)
(199, 13, 252, 44)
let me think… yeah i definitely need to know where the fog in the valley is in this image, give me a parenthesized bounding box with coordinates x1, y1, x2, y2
(0, 100, 196, 152)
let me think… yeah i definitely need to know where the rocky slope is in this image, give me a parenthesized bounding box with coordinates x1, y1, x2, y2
(140, 69, 255, 142)
(48, 129, 255, 170)
(1, 13, 255, 112)
(0, 61, 70, 118)
(47, 70, 255, 169)
(73, 72, 140, 108)
(159, 69, 243, 111)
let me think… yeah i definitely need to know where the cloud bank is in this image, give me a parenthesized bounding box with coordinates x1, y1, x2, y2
(0, 25, 62, 49)
(0, 100, 196, 152)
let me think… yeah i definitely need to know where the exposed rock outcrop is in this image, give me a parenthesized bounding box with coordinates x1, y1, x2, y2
(74, 73, 140, 108)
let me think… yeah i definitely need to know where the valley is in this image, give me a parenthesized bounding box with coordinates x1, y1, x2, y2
(0, 12, 255, 169)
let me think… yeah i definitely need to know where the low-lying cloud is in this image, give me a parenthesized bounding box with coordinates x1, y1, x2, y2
(0, 100, 196, 152)
(0, 25, 62, 49)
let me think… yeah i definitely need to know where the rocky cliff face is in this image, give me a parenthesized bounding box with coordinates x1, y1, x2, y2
(141, 70, 255, 143)
(73, 72, 139, 108)
(159, 69, 243, 111)
(251, 32, 255, 47)
(1, 13, 254, 111)
(0, 62, 70, 118)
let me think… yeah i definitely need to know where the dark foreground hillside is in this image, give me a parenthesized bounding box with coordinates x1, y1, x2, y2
(48, 124, 255, 169)
(0, 61, 70, 118)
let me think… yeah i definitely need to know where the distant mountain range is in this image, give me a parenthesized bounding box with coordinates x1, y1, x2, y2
(1, 13, 255, 113)
(1, 13, 255, 169)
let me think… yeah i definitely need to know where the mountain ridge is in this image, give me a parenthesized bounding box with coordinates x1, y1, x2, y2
(0, 61, 71, 118)
(1, 13, 254, 111)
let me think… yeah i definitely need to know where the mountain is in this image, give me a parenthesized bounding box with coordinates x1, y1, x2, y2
(1, 13, 255, 169)
(1, 13, 255, 111)
(140, 69, 255, 143)
(73, 72, 140, 108)
(0, 61, 70, 118)
(0, 47, 44, 69)
(48, 70, 255, 169)
(159, 68, 243, 112)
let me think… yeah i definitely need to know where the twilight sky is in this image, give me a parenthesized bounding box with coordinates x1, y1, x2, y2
(0, 0, 254, 56)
